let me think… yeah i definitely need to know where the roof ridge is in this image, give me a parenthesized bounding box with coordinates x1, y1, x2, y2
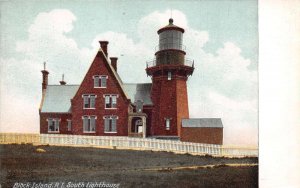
(100, 50, 129, 99)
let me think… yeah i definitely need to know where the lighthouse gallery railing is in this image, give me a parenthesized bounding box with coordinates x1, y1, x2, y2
(146, 58, 194, 68)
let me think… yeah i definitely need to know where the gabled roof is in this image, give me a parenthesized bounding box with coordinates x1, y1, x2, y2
(123, 83, 153, 105)
(40, 49, 153, 113)
(40, 83, 153, 113)
(41, 85, 79, 113)
(72, 49, 129, 101)
(182, 118, 223, 128)
(99, 49, 128, 98)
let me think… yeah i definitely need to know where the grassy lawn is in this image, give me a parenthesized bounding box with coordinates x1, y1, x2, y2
(0, 144, 258, 188)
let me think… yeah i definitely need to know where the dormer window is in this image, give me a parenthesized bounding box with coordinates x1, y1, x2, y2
(136, 100, 143, 113)
(83, 94, 96, 109)
(93, 75, 108, 88)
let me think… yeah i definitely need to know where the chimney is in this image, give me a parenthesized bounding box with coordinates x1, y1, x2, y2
(99, 41, 109, 57)
(110, 57, 118, 72)
(59, 74, 66, 85)
(41, 62, 49, 91)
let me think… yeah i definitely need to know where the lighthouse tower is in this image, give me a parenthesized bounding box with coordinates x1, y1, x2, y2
(146, 18, 194, 137)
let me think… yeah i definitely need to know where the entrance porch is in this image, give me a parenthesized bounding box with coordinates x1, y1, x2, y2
(128, 113, 147, 138)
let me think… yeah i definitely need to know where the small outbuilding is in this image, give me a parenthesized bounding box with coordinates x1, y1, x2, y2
(181, 118, 223, 145)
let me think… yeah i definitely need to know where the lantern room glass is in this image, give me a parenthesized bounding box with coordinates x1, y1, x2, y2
(159, 30, 183, 51)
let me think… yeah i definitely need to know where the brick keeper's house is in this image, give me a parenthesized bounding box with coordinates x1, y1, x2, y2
(39, 19, 223, 145)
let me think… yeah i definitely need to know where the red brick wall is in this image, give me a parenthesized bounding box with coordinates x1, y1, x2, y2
(150, 75, 189, 136)
(180, 127, 223, 145)
(149, 77, 161, 136)
(71, 51, 130, 136)
(143, 106, 153, 137)
(151, 76, 177, 136)
(40, 113, 72, 134)
(176, 79, 189, 136)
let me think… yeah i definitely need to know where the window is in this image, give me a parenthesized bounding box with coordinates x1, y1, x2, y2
(67, 120, 72, 131)
(104, 116, 118, 133)
(93, 75, 107, 88)
(136, 100, 143, 113)
(82, 116, 96, 133)
(104, 94, 118, 109)
(48, 118, 60, 133)
(83, 94, 96, 109)
(167, 71, 172, 80)
(166, 118, 170, 130)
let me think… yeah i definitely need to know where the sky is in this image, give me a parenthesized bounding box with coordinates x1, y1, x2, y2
(0, 0, 258, 146)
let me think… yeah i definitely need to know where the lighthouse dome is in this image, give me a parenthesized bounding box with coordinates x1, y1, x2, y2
(157, 18, 185, 34)
(157, 18, 185, 51)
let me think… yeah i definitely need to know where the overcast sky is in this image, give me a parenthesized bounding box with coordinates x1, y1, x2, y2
(0, 0, 258, 146)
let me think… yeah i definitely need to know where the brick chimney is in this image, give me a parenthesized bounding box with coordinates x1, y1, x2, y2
(59, 74, 66, 85)
(41, 62, 49, 91)
(110, 57, 118, 72)
(99, 41, 109, 57)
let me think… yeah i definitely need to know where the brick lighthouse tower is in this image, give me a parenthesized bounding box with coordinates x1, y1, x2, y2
(146, 18, 194, 138)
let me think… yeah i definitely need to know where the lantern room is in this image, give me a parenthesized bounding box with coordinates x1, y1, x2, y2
(158, 18, 184, 51)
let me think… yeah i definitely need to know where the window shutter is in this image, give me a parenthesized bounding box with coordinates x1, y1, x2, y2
(94, 76, 99, 87)
(101, 76, 107, 87)
(104, 117, 109, 132)
(112, 117, 117, 132)
(90, 117, 96, 132)
(90, 95, 95, 108)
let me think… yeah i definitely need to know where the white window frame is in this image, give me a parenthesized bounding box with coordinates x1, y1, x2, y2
(82, 116, 97, 133)
(47, 118, 60, 133)
(166, 118, 170, 130)
(93, 75, 108, 88)
(103, 115, 118, 133)
(67, 119, 72, 131)
(82, 94, 97, 109)
(167, 71, 172, 80)
(103, 94, 118, 109)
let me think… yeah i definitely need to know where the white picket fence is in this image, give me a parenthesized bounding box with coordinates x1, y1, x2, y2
(0, 133, 258, 157)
